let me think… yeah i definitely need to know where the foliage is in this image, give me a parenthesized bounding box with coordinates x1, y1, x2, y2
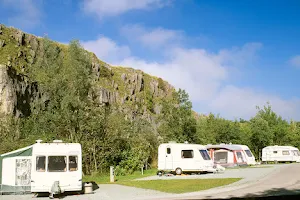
(157, 77, 166, 91)
(158, 89, 197, 143)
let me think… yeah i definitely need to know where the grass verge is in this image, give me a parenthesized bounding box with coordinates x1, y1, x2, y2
(83, 168, 157, 184)
(117, 178, 241, 194)
(226, 165, 273, 170)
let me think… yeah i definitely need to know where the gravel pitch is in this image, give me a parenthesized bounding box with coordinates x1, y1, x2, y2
(0, 164, 289, 200)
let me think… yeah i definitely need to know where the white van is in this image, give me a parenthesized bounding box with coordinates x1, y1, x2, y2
(157, 142, 216, 175)
(0, 140, 82, 197)
(262, 145, 300, 163)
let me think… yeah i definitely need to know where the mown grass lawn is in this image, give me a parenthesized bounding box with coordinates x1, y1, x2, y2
(118, 178, 241, 193)
(83, 168, 157, 184)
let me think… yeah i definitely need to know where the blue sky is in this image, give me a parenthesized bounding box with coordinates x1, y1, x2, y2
(1, 0, 300, 120)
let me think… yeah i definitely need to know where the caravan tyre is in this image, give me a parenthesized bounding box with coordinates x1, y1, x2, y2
(175, 168, 182, 175)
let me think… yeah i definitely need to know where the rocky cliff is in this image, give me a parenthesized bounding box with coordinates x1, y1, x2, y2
(0, 24, 175, 124)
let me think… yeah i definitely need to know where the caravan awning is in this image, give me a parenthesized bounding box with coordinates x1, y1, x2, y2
(206, 144, 242, 151)
(0, 145, 33, 191)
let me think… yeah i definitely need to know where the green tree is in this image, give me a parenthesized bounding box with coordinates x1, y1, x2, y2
(159, 89, 197, 143)
(256, 103, 290, 145)
(250, 116, 273, 158)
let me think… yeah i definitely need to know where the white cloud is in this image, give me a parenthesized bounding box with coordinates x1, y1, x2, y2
(209, 85, 300, 121)
(119, 43, 260, 103)
(289, 55, 300, 68)
(82, 0, 171, 18)
(217, 43, 263, 67)
(121, 24, 183, 49)
(81, 28, 300, 120)
(1, 0, 41, 29)
(81, 36, 131, 64)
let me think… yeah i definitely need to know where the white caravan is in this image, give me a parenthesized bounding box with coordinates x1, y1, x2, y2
(0, 140, 82, 196)
(234, 144, 256, 165)
(157, 142, 216, 175)
(262, 145, 300, 163)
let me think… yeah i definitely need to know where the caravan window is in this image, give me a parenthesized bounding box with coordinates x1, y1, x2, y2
(199, 150, 211, 160)
(273, 151, 278, 154)
(36, 156, 45, 172)
(292, 150, 300, 156)
(167, 148, 171, 154)
(236, 152, 245, 162)
(69, 156, 78, 171)
(214, 152, 228, 163)
(245, 150, 253, 157)
(282, 151, 290, 155)
(181, 150, 194, 158)
(48, 156, 67, 172)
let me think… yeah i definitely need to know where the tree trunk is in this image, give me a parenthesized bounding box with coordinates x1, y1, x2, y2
(93, 140, 98, 172)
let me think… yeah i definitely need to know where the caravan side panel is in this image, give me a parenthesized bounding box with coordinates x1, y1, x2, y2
(158, 143, 215, 173)
(2, 157, 15, 186)
(158, 144, 167, 171)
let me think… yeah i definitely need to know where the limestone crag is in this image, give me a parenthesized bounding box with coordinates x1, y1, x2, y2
(0, 24, 175, 125)
(0, 64, 15, 116)
(0, 64, 38, 117)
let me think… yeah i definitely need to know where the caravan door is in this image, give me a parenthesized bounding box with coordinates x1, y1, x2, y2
(165, 146, 173, 170)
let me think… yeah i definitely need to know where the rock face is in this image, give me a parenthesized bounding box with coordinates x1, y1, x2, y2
(0, 24, 175, 124)
(0, 64, 38, 117)
(94, 88, 118, 105)
(0, 65, 15, 116)
(0, 40, 5, 48)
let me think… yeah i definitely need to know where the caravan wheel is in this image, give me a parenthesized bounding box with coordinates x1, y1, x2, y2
(175, 168, 182, 175)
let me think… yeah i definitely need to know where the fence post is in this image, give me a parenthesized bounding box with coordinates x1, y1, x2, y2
(110, 166, 115, 183)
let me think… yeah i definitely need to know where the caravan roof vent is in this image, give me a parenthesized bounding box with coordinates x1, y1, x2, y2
(36, 139, 43, 143)
(184, 141, 188, 144)
(53, 140, 63, 143)
(220, 143, 225, 145)
(168, 141, 177, 143)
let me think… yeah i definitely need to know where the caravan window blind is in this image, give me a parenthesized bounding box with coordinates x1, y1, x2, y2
(36, 156, 46, 172)
(48, 156, 67, 172)
(69, 156, 78, 171)
(181, 150, 194, 158)
(282, 151, 290, 155)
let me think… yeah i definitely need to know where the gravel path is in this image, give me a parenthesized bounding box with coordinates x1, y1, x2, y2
(174, 163, 300, 200)
(0, 164, 291, 200)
